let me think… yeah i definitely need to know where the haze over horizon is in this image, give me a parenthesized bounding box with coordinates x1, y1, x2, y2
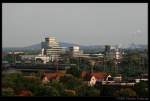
(2, 3, 148, 48)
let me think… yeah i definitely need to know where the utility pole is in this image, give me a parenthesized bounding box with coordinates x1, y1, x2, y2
(78, 57, 80, 71)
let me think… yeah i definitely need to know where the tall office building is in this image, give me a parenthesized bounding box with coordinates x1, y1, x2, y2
(41, 37, 62, 61)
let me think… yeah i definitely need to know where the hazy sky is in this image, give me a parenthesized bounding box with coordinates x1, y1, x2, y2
(2, 3, 148, 47)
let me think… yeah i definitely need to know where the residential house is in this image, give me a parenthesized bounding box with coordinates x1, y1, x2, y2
(102, 75, 114, 85)
(41, 71, 65, 84)
(88, 72, 108, 86)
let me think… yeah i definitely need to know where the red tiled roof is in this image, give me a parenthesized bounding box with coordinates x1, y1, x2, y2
(80, 71, 87, 78)
(43, 71, 65, 80)
(80, 71, 108, 80)
(90, 72, 108, 80)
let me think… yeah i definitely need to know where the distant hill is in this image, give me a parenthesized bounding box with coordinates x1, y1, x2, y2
(3, 42, 82, 51)
(3, 42, 147, 52)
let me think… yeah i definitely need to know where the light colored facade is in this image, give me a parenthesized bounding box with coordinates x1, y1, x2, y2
(20, 55, 37, 60)
(88, 76, 97, 86)
(105, 46, 123, 60)
(69, 46, 83, 57)
(41, 37, 62, 61)
(9, 51, 24, 55)
(35, 55, 50, 64)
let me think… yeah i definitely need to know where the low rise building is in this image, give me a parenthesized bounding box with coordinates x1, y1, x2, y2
(20, 55, 37, 61)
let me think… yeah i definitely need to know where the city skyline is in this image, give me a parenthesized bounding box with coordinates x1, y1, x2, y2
(2, 3, 148, 47)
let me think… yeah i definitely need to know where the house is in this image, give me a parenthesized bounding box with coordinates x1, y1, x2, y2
(80, 71, 110, 86)
(41, 71, 65, 84)
(102, 75, 114, 85)
(88, 72, 108, 86)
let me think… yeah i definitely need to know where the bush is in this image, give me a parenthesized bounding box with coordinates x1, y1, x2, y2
(66, 67, 81, 77)
(76, 84, 100, 96)
(113, 88, 136, 97)
(2, 87, 15, 96)
(134, 81, 148, 97)
(33, 85, 60, 96)
(59, 74, 82, 90)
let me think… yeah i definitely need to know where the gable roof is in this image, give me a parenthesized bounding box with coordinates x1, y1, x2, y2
(80, 71, 87, 78)
(42, 71, 65, 80)
(80, 71, 109, 81)
(90, 72, 108, 80)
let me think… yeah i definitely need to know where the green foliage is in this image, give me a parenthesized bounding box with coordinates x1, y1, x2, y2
(66, 67, 81, 77)
(2, 73, 62, 96)
(59, 75, 82, 90)
(33, 85, 60, 96)
(63, 89, 76, 96)
(2, 54, 14, 63)
(113, 88, 136, 97)
(134, 81, 148, 97)
(101, 85, 120, 96)
(76, 84, 100, 96)
(2, 73, 24, 90)
(47, 80, 65, 95)
(2, 87, 15, 96)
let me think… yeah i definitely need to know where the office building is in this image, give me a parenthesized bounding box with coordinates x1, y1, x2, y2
(41, 37, 62, 61)
(69, 46, 83, 57)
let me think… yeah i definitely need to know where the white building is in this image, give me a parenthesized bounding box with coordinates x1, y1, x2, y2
(41, 37, 62, 61)
(20, 55, 37, 60)
(35, 56, 49, 64)
(69, 46, 83, 57)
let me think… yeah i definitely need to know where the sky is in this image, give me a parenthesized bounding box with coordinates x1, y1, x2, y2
(2, 3, 148, 47)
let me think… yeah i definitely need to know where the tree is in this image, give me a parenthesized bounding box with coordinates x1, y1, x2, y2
(2, 54, 14, 63)
(101, 85, 120, 96)
(66, 67, 81, 78)
(113, 88, 136, 97)
(2, 73, 25, 91)
(76, 84, 100, 96)
(59, 74, 82, 90)
(2, 87, 15, 96)
(63, 89, 76, 96)
(33, 85, 60, 96)
(134, 81, 148, 97)
(48, 80, 65, 95)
